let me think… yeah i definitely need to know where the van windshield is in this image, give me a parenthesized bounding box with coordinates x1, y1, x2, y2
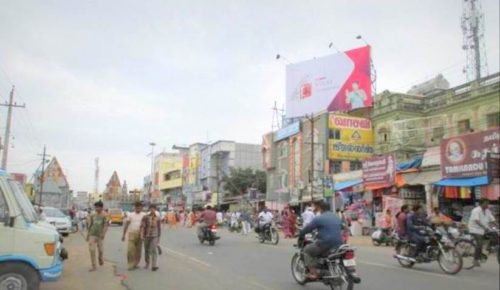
(8, 179, 38, 223)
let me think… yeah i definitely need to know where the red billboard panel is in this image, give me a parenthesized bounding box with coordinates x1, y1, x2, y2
(441, 128, 500, 178)
(363, 154, 395, 189)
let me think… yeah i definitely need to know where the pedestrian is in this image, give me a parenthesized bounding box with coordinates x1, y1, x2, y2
(240, 210, 252, 235)
(167, 210, 177, 229)
(87, 201, 109, 272)
(301, 206, 315, 228)
(216, 210, 223, 225)
(122, 201, 145, 271)
(467, 199, 497, 267)
(179, 210, 186, 227)
(141, 204, 162, 271)
(382, 209, 393, 236)
(186, 210, 193, 228)
(289, 209, 297, 238)
(395, 205, 409, 240)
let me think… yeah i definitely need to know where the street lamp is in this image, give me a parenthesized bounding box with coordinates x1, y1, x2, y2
(149, 142, 156, 202)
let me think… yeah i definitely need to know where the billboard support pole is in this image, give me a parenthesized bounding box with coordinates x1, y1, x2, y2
(307, 114, 314, 205)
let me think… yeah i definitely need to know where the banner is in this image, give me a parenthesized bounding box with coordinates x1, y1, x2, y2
(286, 46, 372, 118)
(363, 154, 396, 189)
(328, 114, 374, 160)
(440, 128, 500, 178)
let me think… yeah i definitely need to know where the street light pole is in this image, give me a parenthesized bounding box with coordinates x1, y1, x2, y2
(149, 142, 156, 202)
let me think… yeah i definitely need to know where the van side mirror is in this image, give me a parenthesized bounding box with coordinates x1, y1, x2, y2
(8, 216, 15, 227)
(1, 214, 10, 226)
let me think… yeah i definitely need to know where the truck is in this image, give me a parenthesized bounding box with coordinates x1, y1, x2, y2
(0, 169, 67, 290)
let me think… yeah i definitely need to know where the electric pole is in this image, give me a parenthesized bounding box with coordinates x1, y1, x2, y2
(1, 86, 26, 170)
(38, 145, 50, 205)
(306, 113, 315, 203)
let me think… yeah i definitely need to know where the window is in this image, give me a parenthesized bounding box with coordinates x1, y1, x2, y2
(487, 112, 500, 128)
(457, 119, 471, 134)
(432, 127, 444, 142)
(349, 160, 362, 171)
(331, 161, 342, 174)
(0, 189, 8, 221)
(329, 129, 341, 140)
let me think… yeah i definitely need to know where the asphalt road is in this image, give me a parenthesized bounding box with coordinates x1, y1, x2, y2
(103, 225, 499, 290)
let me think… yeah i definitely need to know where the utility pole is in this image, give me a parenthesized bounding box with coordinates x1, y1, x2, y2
(38, 145, 50, 206)
(462, 0, 488, 81)
(0, 86, 26, 170)
(306, 113, 315, 203)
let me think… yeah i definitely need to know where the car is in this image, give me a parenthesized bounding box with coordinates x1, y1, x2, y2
(42, 207, 72, 237)
(108, 208, 124, 226)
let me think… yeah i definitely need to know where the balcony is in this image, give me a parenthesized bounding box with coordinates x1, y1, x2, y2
(159, 178, 182, 190)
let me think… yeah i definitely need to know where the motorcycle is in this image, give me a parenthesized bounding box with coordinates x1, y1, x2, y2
(198, 224, 220, 246)
(371, 228, 395, 246)
(393, 226, 463, 275)
(257, 223, 280, 245)
(455, 225, 499, 269)
(291, 233, 360, 290)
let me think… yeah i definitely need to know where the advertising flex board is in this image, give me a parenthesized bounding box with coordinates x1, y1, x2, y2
(328, 114, 374, 160)
(286, 46, 372, 118)
(363, 154, 396, 189)
(440, 128, 500, 178)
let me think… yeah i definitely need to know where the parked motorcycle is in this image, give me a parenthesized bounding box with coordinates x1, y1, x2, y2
(371, 228, 395, 246)
(393, 226, 463, 275)
(257, 223, 279, 245)
(198, 224, 220, 246)
(291, 233, 360, 290)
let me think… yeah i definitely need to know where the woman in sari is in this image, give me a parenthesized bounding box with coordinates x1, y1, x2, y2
(167, 210, 177, 229)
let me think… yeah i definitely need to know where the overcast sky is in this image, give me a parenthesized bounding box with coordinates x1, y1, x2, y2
(0, 0, 498, 193)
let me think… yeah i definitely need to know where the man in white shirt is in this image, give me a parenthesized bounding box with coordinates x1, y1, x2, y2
(216, 211, 223, 224)
(468, 199, 497, 267)
(258, 207, 274, 235)
(122, 201, 146, 270)
(302, 207, 315, 228)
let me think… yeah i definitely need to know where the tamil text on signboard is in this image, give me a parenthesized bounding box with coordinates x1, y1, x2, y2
(363, 154, 395, 189)
(440, 128, 500, 178)
(328, 114, 374, 160)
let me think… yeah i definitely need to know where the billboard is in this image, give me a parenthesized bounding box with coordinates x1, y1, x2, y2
(440, 128, 500, 178)
(286, 46, 372, 118)
(363, 154, 395, 189)
(328, 114, 374, 160)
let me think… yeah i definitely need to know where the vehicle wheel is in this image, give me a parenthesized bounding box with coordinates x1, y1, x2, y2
(198, 236, 204, 244)
(455, 239, 476, 270)
(0, 262, 40, 290)
(291, 253, 307, 285)
(62, 233, 69, 237)
(396, 244, 415, 268)
(259, 234, 265, 244)
(438, 248, 462, 275)
(372, 239, 380, 246)
(209, 240, 215, 246)
(329, 280, 353, 290)
(271, 228, 280, 245)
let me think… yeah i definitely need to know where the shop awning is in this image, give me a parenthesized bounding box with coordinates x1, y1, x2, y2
(402, 170, 441, 186)
(433, 176, 489, 187)
(397, 156, 423, 171)
(334, 179, 363, 191)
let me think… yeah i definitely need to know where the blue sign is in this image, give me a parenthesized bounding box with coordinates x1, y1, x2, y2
(274, 122, 300, 142)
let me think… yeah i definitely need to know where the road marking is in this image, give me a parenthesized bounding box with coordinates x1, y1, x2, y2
(162, 247, 212, 268)
(247, 280, 277, 290)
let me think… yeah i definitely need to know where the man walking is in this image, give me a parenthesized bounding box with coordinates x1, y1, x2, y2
(141, 204, 161, 271)
(122, 201, 145, 271)
(87, 201, 109, 272)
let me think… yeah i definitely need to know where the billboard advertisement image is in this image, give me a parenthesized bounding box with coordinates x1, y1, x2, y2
(440, 128, 500, 178)
(328, 114, 374, 160)
(286, 46, 371, 118)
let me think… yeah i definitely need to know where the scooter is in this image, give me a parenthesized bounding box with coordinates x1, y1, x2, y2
(371, 228, 394, 246)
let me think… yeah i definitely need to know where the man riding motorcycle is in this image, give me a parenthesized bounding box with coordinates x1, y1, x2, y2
(406, 204, 429, 260)
(257, 207, 273, 235)
(197, 205, 217, 238)
(298, 201, 360, 282)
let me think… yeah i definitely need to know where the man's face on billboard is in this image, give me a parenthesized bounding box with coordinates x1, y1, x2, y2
(352, 82, 359, 90)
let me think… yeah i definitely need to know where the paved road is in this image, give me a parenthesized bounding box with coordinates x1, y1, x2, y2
(103, 226, 499, 290)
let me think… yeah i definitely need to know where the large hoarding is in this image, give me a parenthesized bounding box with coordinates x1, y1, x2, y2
(440, 128, 500, 178)
(286, 46, 372, 118)
(328, 114, 374, 160)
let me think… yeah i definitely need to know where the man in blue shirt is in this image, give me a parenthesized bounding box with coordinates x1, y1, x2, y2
(299, 201, 343, 279)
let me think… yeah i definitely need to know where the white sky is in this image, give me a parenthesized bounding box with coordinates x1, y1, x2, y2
(0, 0, 498, 192)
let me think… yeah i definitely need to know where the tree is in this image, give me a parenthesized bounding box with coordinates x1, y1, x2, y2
(222, 168, 267, 196)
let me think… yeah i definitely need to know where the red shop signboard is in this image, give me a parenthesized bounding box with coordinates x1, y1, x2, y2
(440, 128, 500, 178)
